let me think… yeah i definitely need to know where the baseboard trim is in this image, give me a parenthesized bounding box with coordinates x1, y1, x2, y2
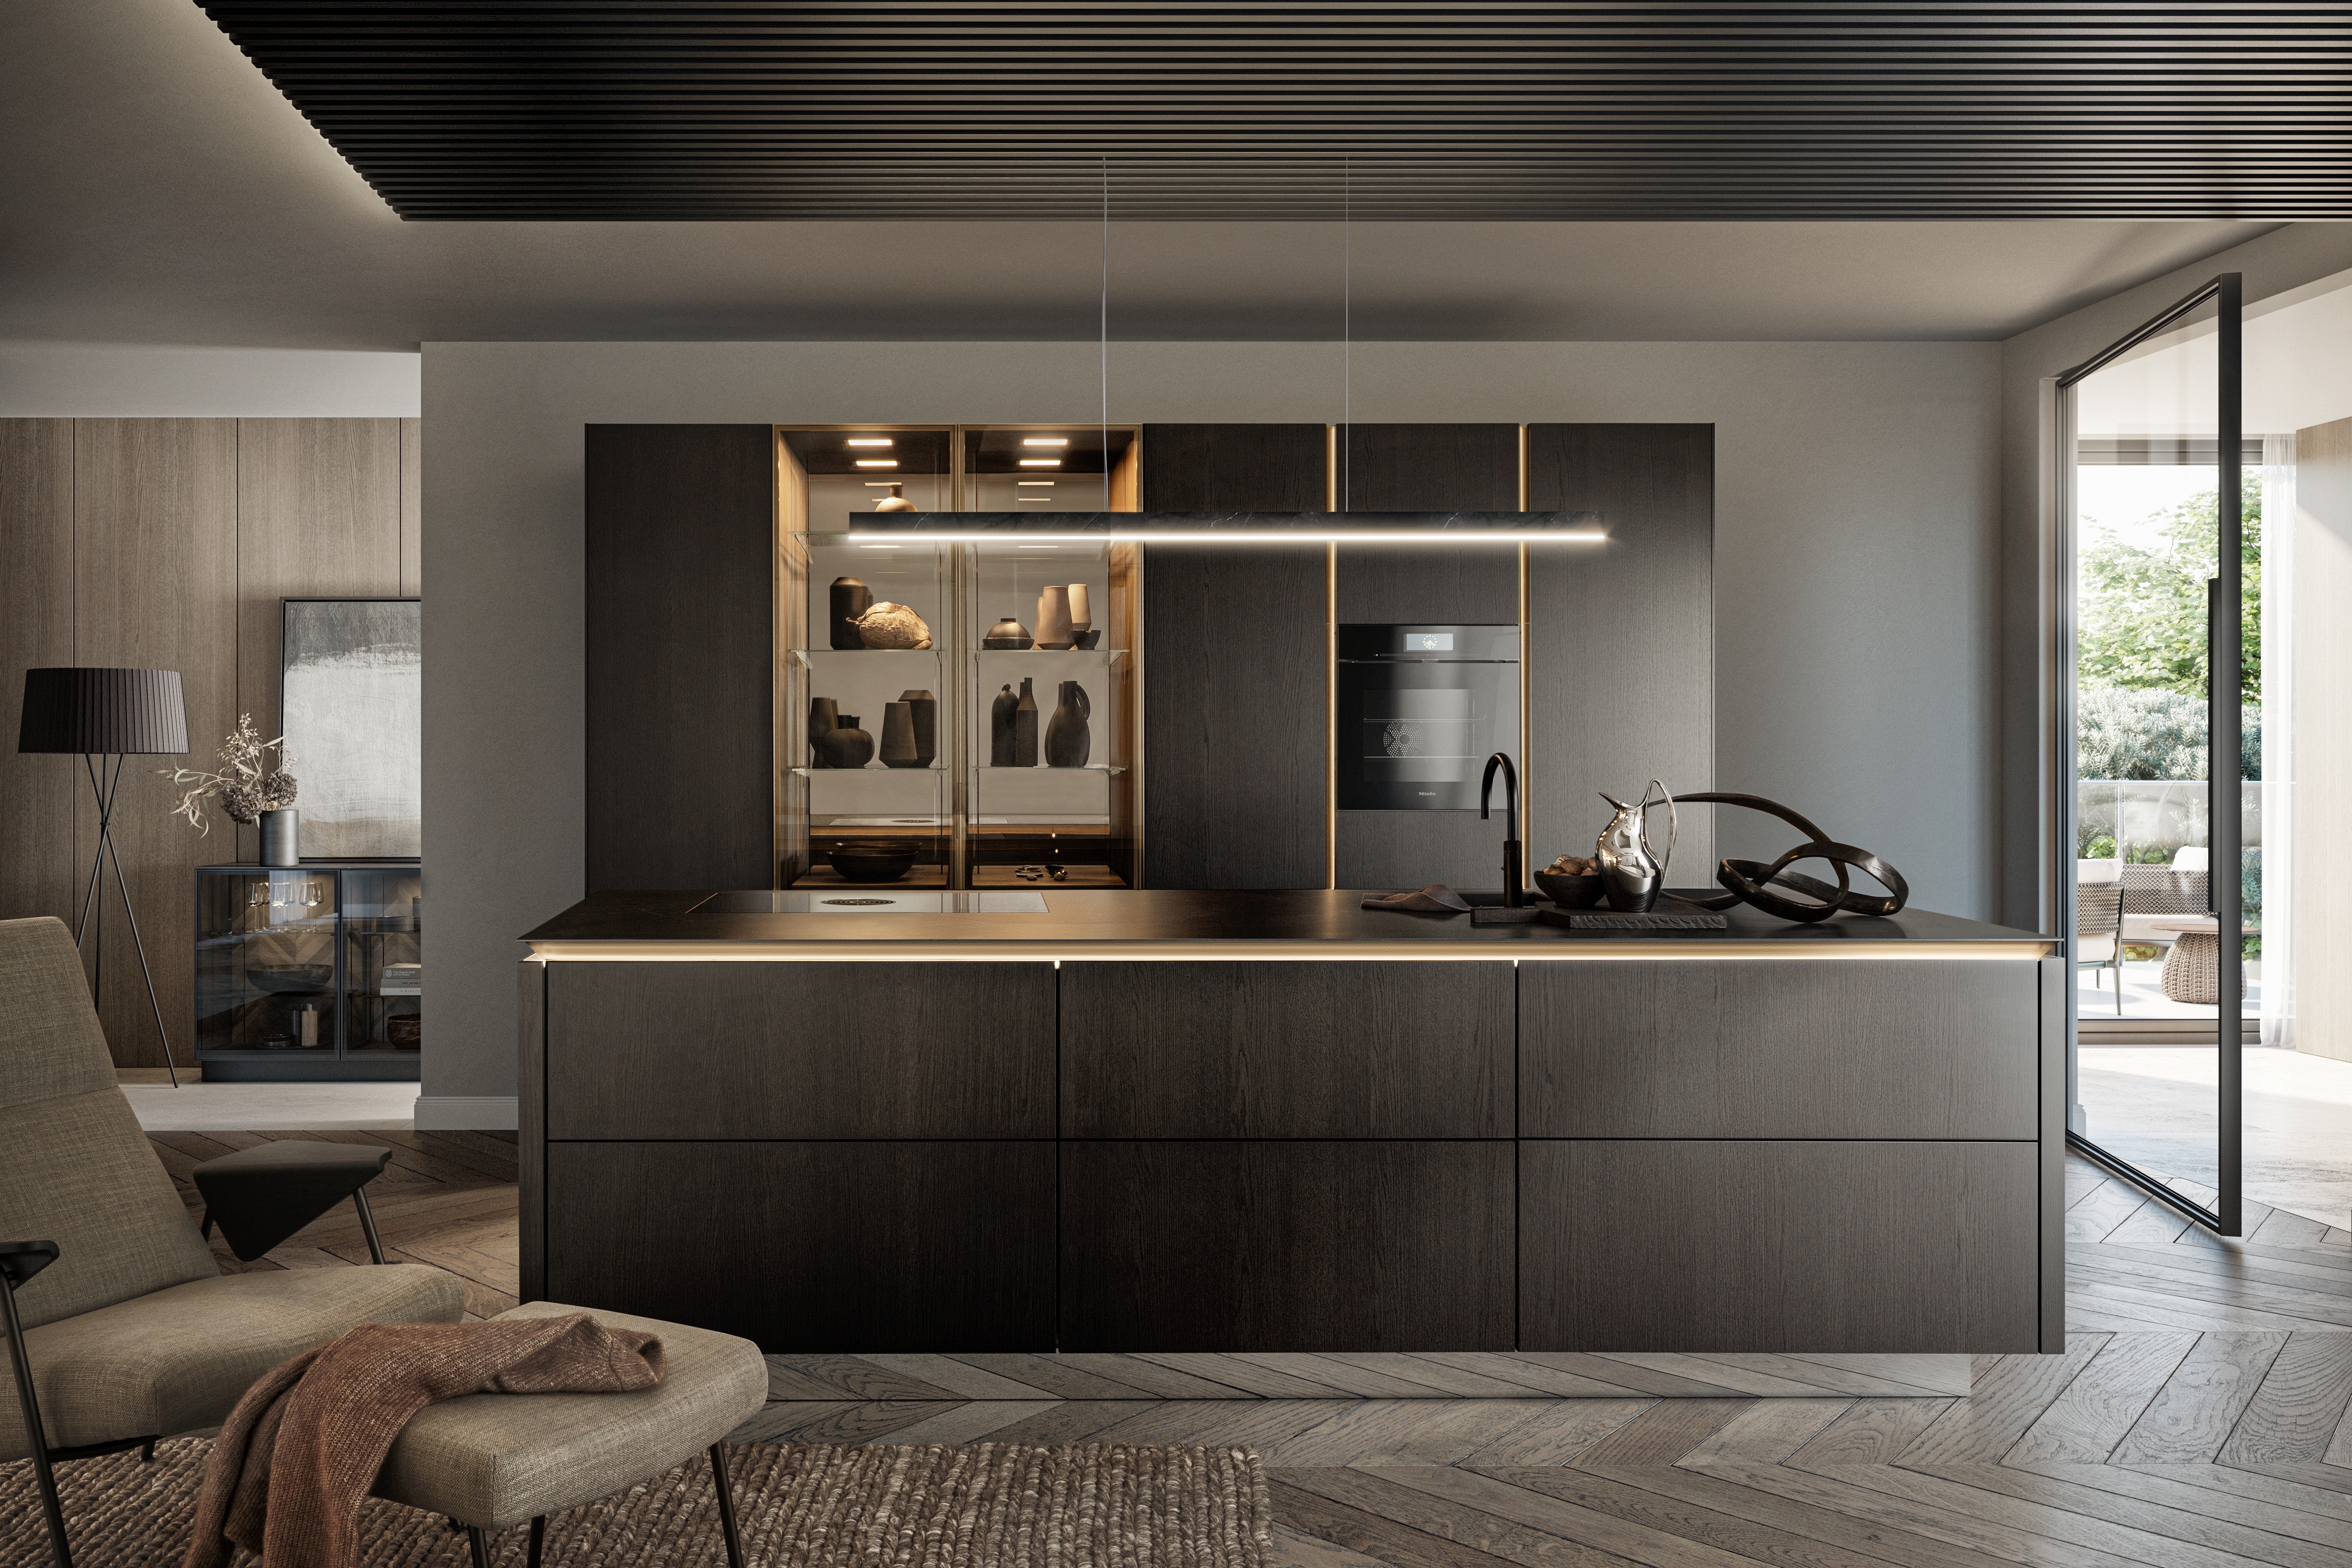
(412, 1094, 519, 1131)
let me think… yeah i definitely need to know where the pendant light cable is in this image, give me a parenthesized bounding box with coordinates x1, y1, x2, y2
(1101, 154, 1110, 512)
(1343, 156, 1351, 512)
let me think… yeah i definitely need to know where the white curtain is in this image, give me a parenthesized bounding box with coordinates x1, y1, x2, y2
(2262, 433, 2296, 1047)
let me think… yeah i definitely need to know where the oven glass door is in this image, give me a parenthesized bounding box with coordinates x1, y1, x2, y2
(1335, 624, 1520, 810)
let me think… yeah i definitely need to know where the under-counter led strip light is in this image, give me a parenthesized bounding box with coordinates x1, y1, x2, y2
(527, 942, 2053, 964)
(845, 529, 1607, 545)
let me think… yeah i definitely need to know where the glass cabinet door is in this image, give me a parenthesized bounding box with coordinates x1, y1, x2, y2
(342, 866, 423, 1056)
(195, 869, 340, 1055)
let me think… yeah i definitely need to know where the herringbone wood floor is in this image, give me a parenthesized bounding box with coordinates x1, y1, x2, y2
(138, 1137, 2352, 1566)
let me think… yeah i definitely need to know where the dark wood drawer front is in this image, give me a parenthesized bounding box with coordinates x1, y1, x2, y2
(546, 961, 1054, 1139)
(1520, 1141, 2039, 1353)
(1520, 960, 2039, 1140)
(1060, 961, 1512, 1137)
(1062, 1141, 1515, 1351)
(546, 1142, 1055, 1351)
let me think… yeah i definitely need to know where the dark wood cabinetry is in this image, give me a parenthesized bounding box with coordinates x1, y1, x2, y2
(1141, 424, 1327, 511)
(1141, 542, 1328, 889)
(545, 960, 1054, 1139)
(1342, 424, 1519, 511)
(585, 424, 775, 893)
(1520, 959, 2041, 1140)
(547, 1141, 1055, 1350)
(1519, 1140, 2041, 1353)
(1060, 960, 1511, 1137)
(1062, 1141, 1515, 1351)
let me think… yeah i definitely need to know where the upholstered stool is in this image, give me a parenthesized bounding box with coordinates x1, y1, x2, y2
(373, 1302, 769, 1568)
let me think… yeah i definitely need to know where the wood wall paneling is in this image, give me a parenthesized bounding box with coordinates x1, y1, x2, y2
(399, 417, 422, 597)
(584, 425, 776, 893)
(232, 418, 404, 864)
(545, 960, 1055, 1139)
(1524, 424, 1714, 877)
(1341, 424, 1519, 511)
(1061, 1140, 1516, 1351)
(0, 421, 76, 930)
(546, 1141, 1056, 1350)
(70, 420, 239, 1069)
(1334, 544, 1520, 624)
(1519, 959, 2042, 1139)
(1519, 1140, 2041, 1353)
(1141, 543, 1327, 889)
(1059, 960, 1512, 1137)
(1139, 424, 1328, 511)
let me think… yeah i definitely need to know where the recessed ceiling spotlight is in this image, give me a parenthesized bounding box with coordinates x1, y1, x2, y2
(845, 438, 893, 447)
(1016, 480, 1055, 486)
(854, 459, 898, 468)
(1018, 459, 1062, 467)
(1022, 437, 1069, 447)
(1017, 496, 1055, 502)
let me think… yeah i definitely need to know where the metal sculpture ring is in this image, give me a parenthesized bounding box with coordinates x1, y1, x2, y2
(1673, 793, 1911, 923)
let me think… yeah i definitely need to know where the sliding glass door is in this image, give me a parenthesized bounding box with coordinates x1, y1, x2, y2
(2059, 275, 2246, 1235)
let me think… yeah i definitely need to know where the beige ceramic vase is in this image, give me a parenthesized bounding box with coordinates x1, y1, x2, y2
(1034, 585, 1073, 649)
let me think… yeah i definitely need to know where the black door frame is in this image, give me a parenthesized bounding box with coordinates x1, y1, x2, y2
(2055, 272, 2244, 1237)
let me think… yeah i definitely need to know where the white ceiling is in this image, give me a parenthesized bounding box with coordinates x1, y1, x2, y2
(0, 0, 2289, 352)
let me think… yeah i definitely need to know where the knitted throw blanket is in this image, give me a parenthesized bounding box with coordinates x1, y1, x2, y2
(183, 1314, 664, 1568)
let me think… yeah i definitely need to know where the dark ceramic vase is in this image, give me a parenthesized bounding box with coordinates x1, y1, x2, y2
(1044, 680, 1091, 767)
(899, 689, 937, 766)
(984, 616, 1033, 650)
(880, 701, 920, 767)
(990, 685, 1018, 766)
(829, 577, 871, 650)
(807, 696, 838, 766)
(817, 715, 874, 768)
(1012, 679, 1038, 767)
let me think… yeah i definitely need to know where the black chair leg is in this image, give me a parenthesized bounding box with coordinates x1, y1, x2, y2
(141, 1438, 155, 1463)
(467, 1526, 492, 1568)
(709, 1443, 745, 1568)
(4, 1278, 73, 1568)
(528, 1515, 545, 1568)
(352, 1188, 387, 1266)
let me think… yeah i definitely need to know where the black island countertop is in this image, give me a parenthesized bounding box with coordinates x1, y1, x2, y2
(522, 888, 2051, 960)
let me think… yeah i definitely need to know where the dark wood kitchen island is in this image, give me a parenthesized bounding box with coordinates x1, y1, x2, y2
(518, 889, 2061, 1359)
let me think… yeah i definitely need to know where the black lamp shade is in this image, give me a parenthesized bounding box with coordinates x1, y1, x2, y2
(17, 668, 189, 755)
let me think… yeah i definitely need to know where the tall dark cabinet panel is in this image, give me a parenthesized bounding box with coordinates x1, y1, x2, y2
(1142, 423, 1328, 512)
(1142, 424, 1331, 889)
(1342, 423, 1519, 511)
(584, 425, 774, 893)
(1524, 424, 1713, 878)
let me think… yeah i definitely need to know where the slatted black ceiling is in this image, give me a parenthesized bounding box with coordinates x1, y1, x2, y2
(199, 4, 2352, 221)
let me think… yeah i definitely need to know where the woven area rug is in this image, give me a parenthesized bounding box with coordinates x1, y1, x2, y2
(0, 1438, 1271, 1567)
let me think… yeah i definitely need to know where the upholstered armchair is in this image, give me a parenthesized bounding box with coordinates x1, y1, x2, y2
(0, 916, 465, 1568)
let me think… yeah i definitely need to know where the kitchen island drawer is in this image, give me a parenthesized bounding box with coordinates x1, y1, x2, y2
(1520, 959, 2041, 1140)
(1520, 1139, 2039, 1353)
(545, 960, 1054, 1139)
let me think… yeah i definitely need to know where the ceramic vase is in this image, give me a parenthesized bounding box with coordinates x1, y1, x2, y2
(260, 808, 299, 867)
(899, 689, 937, 766)
(984, 616, 1032, 650)
(1044, 680, 1091, 767)
(1066, 583, 1092, 640)
(990, 685, 1018, 766)
(872, 482, 917, 513)
(817, 715, 874, 769)
(880, 702, 920, 767)
(829, 578, 871, 650)
(807, 696, 838, 766)
(1012, 679, 1039, 766)
(1034, 585, 1073, 649)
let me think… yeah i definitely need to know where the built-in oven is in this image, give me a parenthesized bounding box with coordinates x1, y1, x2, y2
(1334, 624, 1521, 810)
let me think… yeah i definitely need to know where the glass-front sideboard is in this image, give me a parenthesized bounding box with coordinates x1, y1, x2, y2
(193, 863, 422, 1081)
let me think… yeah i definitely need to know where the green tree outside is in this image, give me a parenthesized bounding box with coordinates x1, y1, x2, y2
(2077, 474, 2260, 709)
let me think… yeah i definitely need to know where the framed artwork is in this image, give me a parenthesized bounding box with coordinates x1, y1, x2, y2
(280, 598, 421, 860)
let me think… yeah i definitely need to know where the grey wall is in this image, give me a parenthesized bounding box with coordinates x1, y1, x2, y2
(1994, 228, 2352, 934)
(0, 345, 419, 417)
(424, 338, 2003, 1125)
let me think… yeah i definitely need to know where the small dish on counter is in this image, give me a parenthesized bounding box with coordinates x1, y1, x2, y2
(1534, 869, 1606, 907)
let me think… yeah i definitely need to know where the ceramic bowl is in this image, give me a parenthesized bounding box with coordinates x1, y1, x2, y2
(1534, 870, 1606, 908)
(829, 842, 918, 883)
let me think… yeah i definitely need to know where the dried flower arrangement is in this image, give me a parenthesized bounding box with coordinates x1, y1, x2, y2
(161, 715, 298, 834)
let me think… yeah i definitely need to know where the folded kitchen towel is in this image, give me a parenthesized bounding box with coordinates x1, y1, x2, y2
(184, 1314, 664, 1568)
(1361, 884, 1473, 914)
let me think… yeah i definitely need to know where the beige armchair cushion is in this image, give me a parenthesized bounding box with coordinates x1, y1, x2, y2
(2077, 934, 2119, 963)
(2, 1263, 465, 1460)
(375, 1302, 768, 1530)
(0, 918, 219, 1328)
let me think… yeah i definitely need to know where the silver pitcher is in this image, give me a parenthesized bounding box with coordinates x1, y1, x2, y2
(1596, 781, 1677, 913)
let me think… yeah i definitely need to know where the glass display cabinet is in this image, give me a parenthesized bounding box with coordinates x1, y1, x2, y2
(775, 425, 1141, 888)
(193, 863, 422, 1081)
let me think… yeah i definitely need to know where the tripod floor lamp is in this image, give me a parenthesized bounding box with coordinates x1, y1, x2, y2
(17, 667, 190, 1087)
